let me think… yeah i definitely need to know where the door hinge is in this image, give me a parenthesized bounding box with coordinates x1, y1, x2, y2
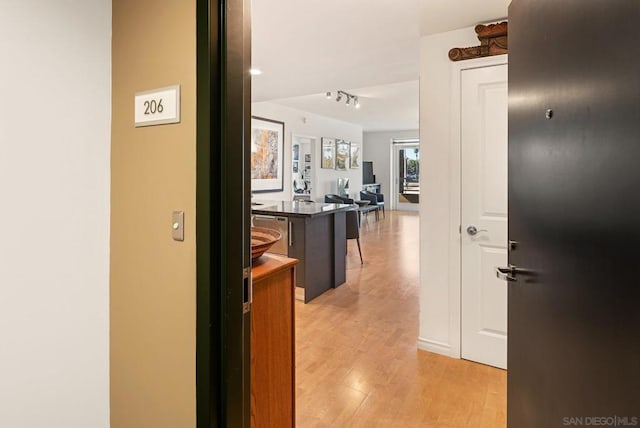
(243, 267, 252, 314)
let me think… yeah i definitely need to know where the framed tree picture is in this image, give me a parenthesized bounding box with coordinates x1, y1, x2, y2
(321, 138, 335, 169)
(335, 140, 350, 171)
(251, 116, 285, 193)
(350, 143, 361, 168)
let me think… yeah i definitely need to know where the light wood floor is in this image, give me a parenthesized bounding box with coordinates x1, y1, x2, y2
(295, 211, 506, 427)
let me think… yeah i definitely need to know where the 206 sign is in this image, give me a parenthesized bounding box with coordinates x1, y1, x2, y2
(143, 98, 164, 115)
(134, 85, 181, 127)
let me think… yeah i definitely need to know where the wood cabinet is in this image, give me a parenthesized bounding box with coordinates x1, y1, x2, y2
(250, 254, 297, 428)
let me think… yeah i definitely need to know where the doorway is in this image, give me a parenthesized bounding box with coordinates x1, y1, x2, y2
(291, 135, 316, 200)
(459, 60, 508, 369)
(443, 54, 509, 370)
(391, 140, 420, 212)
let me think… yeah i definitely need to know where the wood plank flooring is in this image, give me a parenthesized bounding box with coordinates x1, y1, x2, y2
(295, 211, 506, 427)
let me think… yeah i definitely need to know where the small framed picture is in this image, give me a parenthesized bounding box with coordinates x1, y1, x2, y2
(305, 153, 311, 163)
(293, 161, 299, 173)
(335, 140, 350, 171)
(321, 138, 335, 169)
(350, 143, 361, 169)
(251, 116, 285, 193)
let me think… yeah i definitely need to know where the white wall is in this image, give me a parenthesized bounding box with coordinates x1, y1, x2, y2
(0, 2, 111, 427)
(418, 26, 479, 356)
(363, 130, 419, 206)
(252, 102, 363, 202)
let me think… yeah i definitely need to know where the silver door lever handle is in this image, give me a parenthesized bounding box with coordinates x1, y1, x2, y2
(496, 266, 517, 282)
(467, 225, 488, 236)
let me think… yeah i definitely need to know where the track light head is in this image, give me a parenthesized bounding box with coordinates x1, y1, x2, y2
(327, 90, 360, 108)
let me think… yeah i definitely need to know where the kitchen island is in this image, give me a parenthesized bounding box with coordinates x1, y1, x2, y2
(251, 200, 352, 302)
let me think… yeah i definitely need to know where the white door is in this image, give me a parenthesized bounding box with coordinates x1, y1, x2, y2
(392, 142, 420, 211)
(461, 63, 508, 369)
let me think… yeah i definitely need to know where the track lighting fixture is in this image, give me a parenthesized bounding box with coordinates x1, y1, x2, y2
(326, 90, 360, 108)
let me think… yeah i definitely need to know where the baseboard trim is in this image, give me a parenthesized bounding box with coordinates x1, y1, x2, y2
(295, 286, 305, 302)
(417, 337, 456, 358)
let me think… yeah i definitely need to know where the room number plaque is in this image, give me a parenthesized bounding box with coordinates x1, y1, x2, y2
(134, 85, 181, 127)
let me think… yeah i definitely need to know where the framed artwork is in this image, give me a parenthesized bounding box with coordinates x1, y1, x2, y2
(350, 143, 361, 168)
(251, 116, 285, 193)
(305, 153, 311, 163)
(335, 140, 350, 171)
(293, 161, 299, 173)
(292, 144, 299, 161)
(321, 138, 335, 169)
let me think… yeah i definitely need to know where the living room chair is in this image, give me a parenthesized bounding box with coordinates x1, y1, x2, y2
(358, 191, 380, 221)
(362, 190, 385, 218)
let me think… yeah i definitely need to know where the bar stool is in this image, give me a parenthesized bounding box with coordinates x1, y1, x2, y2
(345, 209, 363, 264)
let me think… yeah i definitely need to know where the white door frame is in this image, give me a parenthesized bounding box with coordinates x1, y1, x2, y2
(447, 54, 508, 360)
(390, 139, 420, 211)
(291, 134, 317, 200)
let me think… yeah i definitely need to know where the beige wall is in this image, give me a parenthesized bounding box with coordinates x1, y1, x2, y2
(111, 1, 197, 427)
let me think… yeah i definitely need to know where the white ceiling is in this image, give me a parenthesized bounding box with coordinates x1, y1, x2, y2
(271, 80, 420, 133)
(419, 0, 509, 36)
(251, 0, 508, 131)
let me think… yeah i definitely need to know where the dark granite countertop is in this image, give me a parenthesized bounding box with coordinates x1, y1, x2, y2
(251, 200, 353, 218)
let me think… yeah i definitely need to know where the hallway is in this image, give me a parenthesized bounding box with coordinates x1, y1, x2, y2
(294, 211, 506, 427)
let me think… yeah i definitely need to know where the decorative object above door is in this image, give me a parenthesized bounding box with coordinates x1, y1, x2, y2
(448, 22, 508, 61)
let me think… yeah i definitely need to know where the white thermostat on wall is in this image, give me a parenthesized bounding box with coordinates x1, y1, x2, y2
(134, 85, 181, 127)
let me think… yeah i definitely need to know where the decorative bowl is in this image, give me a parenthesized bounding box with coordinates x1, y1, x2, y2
(251, 227, 282, 261)
(354, 200, 370, 207)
